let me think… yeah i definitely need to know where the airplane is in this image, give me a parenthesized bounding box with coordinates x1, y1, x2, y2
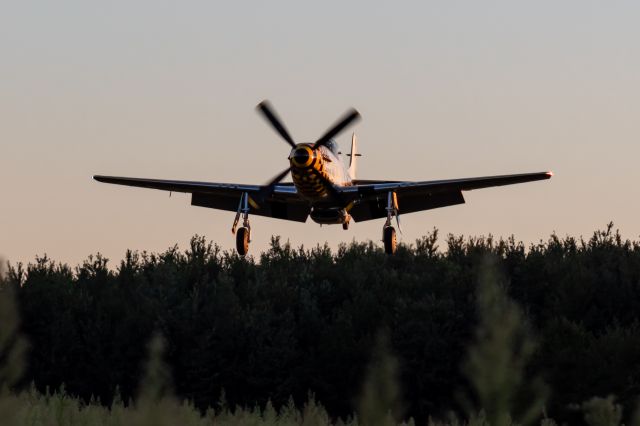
(94, 100, 552, 256)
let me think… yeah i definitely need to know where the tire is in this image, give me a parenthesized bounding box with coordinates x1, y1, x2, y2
(236, 227, 250, 256)
(383, 226, 397, 255)
(342, 222, 349, 230)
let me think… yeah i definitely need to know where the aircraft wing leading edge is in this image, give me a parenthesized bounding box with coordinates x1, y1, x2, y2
(343, 171, 553, 196)
(344, 171, 552, 222)
(94, 171, 551, 224)
(93, 175, 261, 195)
(93, 175, 310, 222)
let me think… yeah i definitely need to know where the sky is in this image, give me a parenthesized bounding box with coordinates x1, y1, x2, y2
(1, 1, 639, 266)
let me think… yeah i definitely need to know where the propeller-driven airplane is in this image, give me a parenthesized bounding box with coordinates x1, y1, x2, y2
(94, 101, 552, 255)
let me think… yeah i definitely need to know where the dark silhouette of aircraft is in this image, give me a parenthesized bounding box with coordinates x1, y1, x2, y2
(95, 101, 552, 255)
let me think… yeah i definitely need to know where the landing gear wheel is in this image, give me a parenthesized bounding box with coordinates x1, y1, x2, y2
(236, 227, 250, 256)
(342, 222, 349, 230)
(383, 226, 397, 255)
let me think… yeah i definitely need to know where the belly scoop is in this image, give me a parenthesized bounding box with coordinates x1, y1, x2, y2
(309, 207, 350, 224)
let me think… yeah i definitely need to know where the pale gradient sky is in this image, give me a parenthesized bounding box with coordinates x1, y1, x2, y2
(2, 1, 639, 266)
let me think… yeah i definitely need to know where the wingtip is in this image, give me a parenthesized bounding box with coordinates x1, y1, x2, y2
(546, 171, 554, 178)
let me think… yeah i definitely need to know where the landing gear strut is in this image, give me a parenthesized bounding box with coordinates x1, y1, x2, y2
(232, 192, 251, 256)
(383, 191, 400, 255)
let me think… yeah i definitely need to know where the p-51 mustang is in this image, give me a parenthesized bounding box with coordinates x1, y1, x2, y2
(94, 101, 552, 255)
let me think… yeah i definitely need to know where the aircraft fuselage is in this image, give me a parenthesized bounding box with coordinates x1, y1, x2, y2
(289, 143, 353, 224)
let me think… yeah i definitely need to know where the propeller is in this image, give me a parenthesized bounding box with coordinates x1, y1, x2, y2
(251, 167, 291, 209)
(256, 101, 296, 148)
(253, 100, 361, 206)
(256, 100, 361, 150)
(313, 108, 361, 149)
(310, 168, 344, 203)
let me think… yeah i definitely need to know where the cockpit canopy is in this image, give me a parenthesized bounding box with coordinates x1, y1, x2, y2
(324, 139, 339, 155)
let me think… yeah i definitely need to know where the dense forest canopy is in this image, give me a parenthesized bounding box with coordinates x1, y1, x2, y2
(2, 224, 640, 424)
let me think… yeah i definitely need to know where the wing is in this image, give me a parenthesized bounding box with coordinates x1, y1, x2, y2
(342, 171, 552, 222)
(93, 175, 310, 222)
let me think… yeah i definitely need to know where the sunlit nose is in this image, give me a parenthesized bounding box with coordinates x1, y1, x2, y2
(290, 145, 315, 168)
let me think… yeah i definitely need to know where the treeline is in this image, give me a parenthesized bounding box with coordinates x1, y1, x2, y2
(2, 224, 640, 424)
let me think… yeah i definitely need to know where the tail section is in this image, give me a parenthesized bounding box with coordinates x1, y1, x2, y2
(348, 133, 359, 180)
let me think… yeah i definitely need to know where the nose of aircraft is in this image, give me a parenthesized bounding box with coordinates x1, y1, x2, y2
(290, 145, 315, 168)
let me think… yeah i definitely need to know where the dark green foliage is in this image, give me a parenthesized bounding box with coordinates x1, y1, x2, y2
(3, 224, 640, 423)
(460, 256, 547, 426)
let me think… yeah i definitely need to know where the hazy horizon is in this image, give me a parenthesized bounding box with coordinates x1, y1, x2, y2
(2, 1, 639, 266)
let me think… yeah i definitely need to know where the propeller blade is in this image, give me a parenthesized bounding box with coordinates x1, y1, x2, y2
(251, 167, 291, 208)
(265, 167, 290, 188)
(314, 108, 361, 149)
(310, 168, 346, 205)
(256, 101, 296, 148)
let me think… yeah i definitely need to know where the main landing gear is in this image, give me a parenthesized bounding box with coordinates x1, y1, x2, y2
(236, 227, 250, 256)
(232, 193, 251, 256)
(342, 214, 351, 230)
(383, 191, 401, 255)
(383, 226, 396, 255)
